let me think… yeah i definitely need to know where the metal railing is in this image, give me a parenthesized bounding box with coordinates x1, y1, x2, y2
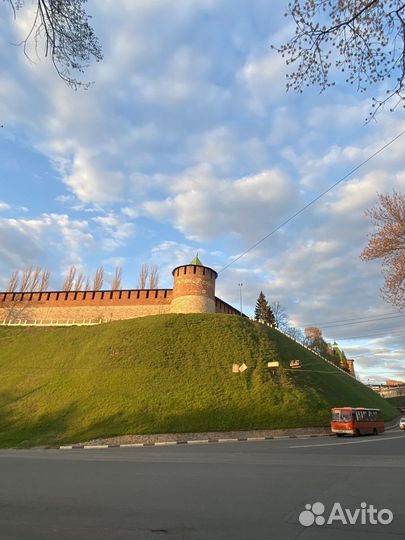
(251, 318, 370, 386)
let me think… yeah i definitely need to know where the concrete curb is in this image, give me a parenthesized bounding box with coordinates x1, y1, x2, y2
(58, 419, 402, 450)
(59, 433, 334, 450)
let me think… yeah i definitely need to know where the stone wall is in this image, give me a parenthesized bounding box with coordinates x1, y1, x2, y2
(215, 297, 241, 316)
(0, 269, 242, 323)
(0, 289, 172, 323)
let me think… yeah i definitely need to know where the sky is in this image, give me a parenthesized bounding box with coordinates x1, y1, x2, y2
(0, 0, 404, 384)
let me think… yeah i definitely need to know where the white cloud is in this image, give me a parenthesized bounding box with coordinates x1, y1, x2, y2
(239, 51, 288, 114)
(144, 168, 299, 242)
(92, 213, 135, 251)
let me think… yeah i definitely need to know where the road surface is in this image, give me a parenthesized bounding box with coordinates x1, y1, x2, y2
(0, 431, 404, 539)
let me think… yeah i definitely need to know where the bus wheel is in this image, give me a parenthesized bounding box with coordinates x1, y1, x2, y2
(355, 429, 360, 437)
(373, 428, 378, 435)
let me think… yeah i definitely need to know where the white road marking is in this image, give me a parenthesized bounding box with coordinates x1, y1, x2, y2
(290, 434, 404, 449)
(187, 440, 210, 444)
(154, 441, 178, 446)
(119, 443, 144, 448)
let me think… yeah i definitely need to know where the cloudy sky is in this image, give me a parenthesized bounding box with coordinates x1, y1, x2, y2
(0, 0, 404, 384)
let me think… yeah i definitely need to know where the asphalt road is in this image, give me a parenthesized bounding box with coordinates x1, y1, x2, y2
(0, 431, 404, 540)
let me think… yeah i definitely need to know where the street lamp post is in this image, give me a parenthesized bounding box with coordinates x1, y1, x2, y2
(238, 283, 243, 316)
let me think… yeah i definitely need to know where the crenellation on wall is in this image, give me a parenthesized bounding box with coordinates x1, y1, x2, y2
(0, 258, 242, 324)
(0, 289, 173, 308)
(215, 297, 241, 316)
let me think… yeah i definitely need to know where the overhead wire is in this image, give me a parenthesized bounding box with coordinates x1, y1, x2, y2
(218, 129, 405, 274)
(302, 313, 404, 328)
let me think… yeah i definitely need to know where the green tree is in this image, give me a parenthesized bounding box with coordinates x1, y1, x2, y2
(254, 291, 276, 326)
(265, 304, 276, 326)
(254, 291, 268, 322)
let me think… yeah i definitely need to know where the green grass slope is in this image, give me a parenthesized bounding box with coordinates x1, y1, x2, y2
(385, 395, 405, 409)
(0, 314, 397, 447)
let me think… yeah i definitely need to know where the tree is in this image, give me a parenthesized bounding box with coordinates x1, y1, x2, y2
(4, 0, 103, 89)
(149, 264, 159, 289)
(5, 266, 50, 293)
(284, 325, 305, 343)
(111, 266, 123, 290)
(275, 1, 405, 118)
(19, 265, 34, 292)
(137, 264, 149, 289)
(255, 291, 268, 322)
(28, 266, 41, 292)
(254, 291, 276, 325)
(265, 304, 276, 326)
(39, 269, 50, 291)
(93, 266, 104, 290)
(361, 190, 405, 309)
(270, 301, 288, 329)
(74, 270, 85, 291)
(6, 270, 19, 292)
(62, 265, 76, 291)
(304, 326, 328, 356)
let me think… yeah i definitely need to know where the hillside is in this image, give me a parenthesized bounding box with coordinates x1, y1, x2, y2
(0, 314, 397, 447)
(385, 395, 405, 410)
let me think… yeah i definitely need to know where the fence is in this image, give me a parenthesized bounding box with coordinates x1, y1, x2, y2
(250, 318, 372, 388)
(1, 319, 108, 327)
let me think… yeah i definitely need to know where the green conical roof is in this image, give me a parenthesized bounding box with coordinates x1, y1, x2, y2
(332, 342, 344, 359)
(190, 254, 203, 266)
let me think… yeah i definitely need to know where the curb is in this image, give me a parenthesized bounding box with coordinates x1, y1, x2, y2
(59, 433, 334, 450)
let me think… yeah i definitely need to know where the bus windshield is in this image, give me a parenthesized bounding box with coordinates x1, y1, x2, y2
(332, 410, 352, 422)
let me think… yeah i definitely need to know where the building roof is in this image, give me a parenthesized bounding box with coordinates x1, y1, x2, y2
(190, 254, 203, 266)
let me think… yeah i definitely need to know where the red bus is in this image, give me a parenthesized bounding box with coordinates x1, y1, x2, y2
(331, 407, 384, 436)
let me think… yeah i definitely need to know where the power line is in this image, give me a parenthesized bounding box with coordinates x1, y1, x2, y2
(301, 312, 403, 328)
(332, 329, 405, 341)
(310, 314, 404, 330)
(218, 129, 405, 273)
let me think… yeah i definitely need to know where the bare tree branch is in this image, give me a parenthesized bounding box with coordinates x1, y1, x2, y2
(5, 0, 103, 89)
(6, 270, 19, 293)
(111, 266, 123, 290)
(137, 264, 148, 289)
(149, 264, 159, 289)
(39, 268, 50, 291)
(62, 265, 76, 291)
(93, 266, 104, 290)
(274, 1, 405, 120)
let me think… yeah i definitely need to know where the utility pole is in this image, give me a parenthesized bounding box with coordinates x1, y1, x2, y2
(238, 283, 243, 316)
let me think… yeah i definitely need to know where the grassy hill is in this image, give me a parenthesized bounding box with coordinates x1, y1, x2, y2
(385, 395, 405, 410)
(0, 314, 398, 447)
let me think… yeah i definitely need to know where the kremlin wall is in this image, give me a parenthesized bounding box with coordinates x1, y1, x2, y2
(0, 257, 241, 324)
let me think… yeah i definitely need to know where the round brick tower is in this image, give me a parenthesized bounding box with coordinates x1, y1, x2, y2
(170, 255, 217, 314)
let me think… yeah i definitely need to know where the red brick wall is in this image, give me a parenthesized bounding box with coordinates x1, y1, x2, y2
(0, 289, 173, 307)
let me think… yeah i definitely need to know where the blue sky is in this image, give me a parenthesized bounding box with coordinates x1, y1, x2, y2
(0, 0, 404, 384)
